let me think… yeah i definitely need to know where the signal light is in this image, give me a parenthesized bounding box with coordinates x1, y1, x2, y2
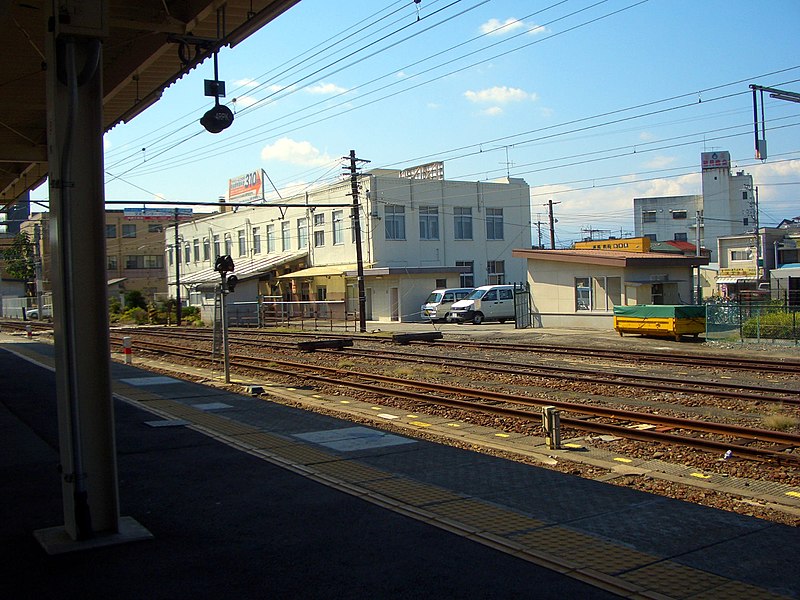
(224, 274, 238, 293)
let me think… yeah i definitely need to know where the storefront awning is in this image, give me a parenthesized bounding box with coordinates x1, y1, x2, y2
(277, 264, 359, 279)
(716, 277, 757, 284)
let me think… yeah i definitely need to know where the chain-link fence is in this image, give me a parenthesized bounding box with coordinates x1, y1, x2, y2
(705, 301, 800, 344)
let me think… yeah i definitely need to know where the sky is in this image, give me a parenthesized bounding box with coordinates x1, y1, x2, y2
(32, 0, 800, 247)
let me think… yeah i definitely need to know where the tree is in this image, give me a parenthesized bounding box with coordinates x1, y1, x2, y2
(2, 232, 35, 289)
(124, 290, 147, 310)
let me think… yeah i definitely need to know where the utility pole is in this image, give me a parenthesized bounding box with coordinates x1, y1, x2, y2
(33, 223, 44, 314)
(534, 214, 543, 249)
(345, 150, 369, 333)
(174, 208, 182, 325)
(547, 200, 560, 249)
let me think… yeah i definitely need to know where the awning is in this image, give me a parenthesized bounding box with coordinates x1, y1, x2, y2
(179, 251, 307, 285)
(715, 277, 757, 284)
(278, 264, 359, 279)
(107, 278, 127, 286)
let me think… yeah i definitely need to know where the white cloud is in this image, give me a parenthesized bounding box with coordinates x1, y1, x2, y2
(233, 78, 259, 88)
(480, 18, 546, 36)
(643, 155, 677, 169)
(231, 95, 259, 109)
(306, 82, 348, 95)
(260, 137, 334, 167)
(481, 107, 503, 116)
(464, 86, 535, 104)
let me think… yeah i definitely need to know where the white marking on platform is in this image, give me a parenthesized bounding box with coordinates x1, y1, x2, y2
(294, 426, 415, 451)
(193, 402, 232, 411)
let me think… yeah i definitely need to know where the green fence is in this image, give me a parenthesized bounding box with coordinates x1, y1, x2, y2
(705, 301, 800, 344)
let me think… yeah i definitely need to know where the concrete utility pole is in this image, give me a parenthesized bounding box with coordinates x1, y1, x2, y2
(174, 208, 182, 325)
(345, 150, 369, 333)
(695, 211, 703, 303)
(547, 200, 560, 249)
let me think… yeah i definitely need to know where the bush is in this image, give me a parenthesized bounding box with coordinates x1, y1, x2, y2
(119, 307, 148, 325)
(741, 310, 798, 339)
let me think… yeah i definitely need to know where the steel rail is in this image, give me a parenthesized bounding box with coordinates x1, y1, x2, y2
(115, 337, 800, 464)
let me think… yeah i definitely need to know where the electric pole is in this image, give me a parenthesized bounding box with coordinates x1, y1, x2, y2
(547, 200, 560, 249)
(174, 208, 182, 325)
(344, 150, 369, 333)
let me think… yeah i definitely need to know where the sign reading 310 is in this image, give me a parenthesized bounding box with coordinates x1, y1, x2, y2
(228, 170, 264, 202)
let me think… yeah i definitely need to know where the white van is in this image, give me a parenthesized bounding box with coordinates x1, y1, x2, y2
(446, 285, 516, 324)
(421, 288, 473, 321)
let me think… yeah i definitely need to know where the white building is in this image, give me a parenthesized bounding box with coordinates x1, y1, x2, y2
(633, 151, 753, 262)
(170, 165, 532, 323)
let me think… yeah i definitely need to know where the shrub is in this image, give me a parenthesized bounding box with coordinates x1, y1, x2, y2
(741, 311, 798, 339)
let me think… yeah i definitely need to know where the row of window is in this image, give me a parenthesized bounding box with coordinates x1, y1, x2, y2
(643, 233, 689, 242)
(384, 205, 503, 241)
(107, 255, 164, 270)
(106, 223, 163, 238)
(641, 210, 689, 223)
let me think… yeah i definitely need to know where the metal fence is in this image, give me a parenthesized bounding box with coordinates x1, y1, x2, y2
(705, 301, 800, 344)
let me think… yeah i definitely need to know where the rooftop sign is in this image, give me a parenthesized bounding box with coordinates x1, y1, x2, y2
(229, 170, 264, 202)
(124, 208, 193, 220)
(399, 161, 444, 180)
(701, 151, 730, 170)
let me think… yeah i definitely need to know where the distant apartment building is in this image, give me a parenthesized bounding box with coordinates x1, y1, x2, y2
(172, 164, 532, 322)
(633, 151, 753, 262)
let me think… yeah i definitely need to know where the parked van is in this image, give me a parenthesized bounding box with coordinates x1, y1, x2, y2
(446, 284, 516, 324)
(421, 288, 473, 321)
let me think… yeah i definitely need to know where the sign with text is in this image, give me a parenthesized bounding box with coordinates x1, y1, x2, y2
(228, 170, 264, 202)
(399, 161, 444, 180)
(701, 151, 730, 170)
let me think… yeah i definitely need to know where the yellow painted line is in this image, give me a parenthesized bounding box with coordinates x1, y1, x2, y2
(446, 423, 461, 428)
(786, 491, 800, 498)
(564, 443, 583, 449)
(613, 457, 633, 463)
(377, 413, 399, 420)
(339, 400, 351, 404)
(312, 394, 323, 398)
(407, 414, 418, 418)
(691, 473, 711, 479)
(495, 433, 510, 438)
(371, 406, 382, 411)
(287, 387, 296, 390)
(409, 421, 432, 428)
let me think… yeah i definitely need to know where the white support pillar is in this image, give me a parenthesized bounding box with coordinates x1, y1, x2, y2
(35, 1, 150, 552)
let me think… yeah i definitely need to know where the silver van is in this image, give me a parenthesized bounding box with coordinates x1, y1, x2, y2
(421, 288, 473, 321)
(446, 285, 516, 324)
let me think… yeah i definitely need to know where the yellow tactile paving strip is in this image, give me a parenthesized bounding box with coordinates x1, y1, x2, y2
(3, 342, 792, 600)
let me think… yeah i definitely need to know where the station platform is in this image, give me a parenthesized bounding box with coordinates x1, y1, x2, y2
(1, 336, 797, 599)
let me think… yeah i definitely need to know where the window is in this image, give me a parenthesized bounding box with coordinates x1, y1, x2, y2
(674, 232, 688, 242)
(454, 207, 472, 240)
(193, 239, 200, 262)
(313, 213, 325, 227)
(483, 290, 498, 301)
(238, 229, 246, 256)
(148, 224, 163, 233)
(252, 227, 261, 254)
(642, 210, 657, 223)
(385, 205, 405, 240)
(184, 242, 191, 264)
(743, 217, 749, 226)
(316, 286, 327, 301)
(125, 255, 165, 269)
(168, 247, 173, 266)
(106, 224, 117, 238)
(297, 218, 308, 249)
(419, 206, 439, 240)
(107, 255, 118, 270)
(213, 234, 221, 258)
(266, 224, 276, 252)
(487, 260, 505, 285)
(731, 249, 752, 261)
(224, 233, 232, 255)
(671, 210, 687, 220)
(435, 278, 447, 288)
(575, 276, 621, 311)
(575, 277, 591, 311)
(333, 210, 344, 245)
(122, 224, 137, 238)
(486, 208, 504, 240)
(203, 238, 210, 261)
(281, 221, 290, 251)
(457, 260, 474, 288)
(314, 229, 325, 247)
(644, 233, 657, 241)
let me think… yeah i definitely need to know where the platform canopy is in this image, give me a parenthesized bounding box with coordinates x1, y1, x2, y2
(0, 0, 300, 205)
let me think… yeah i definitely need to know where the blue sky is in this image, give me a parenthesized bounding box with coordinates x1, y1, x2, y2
(39, 0, 800, 247)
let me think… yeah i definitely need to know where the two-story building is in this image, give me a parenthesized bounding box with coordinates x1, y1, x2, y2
(171, 165, 532, 323)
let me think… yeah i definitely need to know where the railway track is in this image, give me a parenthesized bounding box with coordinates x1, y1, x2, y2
(110, 335, 800, 466)
(112, 327, 800, 406)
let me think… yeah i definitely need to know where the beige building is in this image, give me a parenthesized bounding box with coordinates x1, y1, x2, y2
(512, 249, 708, 329)
(20, 210, 175, 302)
